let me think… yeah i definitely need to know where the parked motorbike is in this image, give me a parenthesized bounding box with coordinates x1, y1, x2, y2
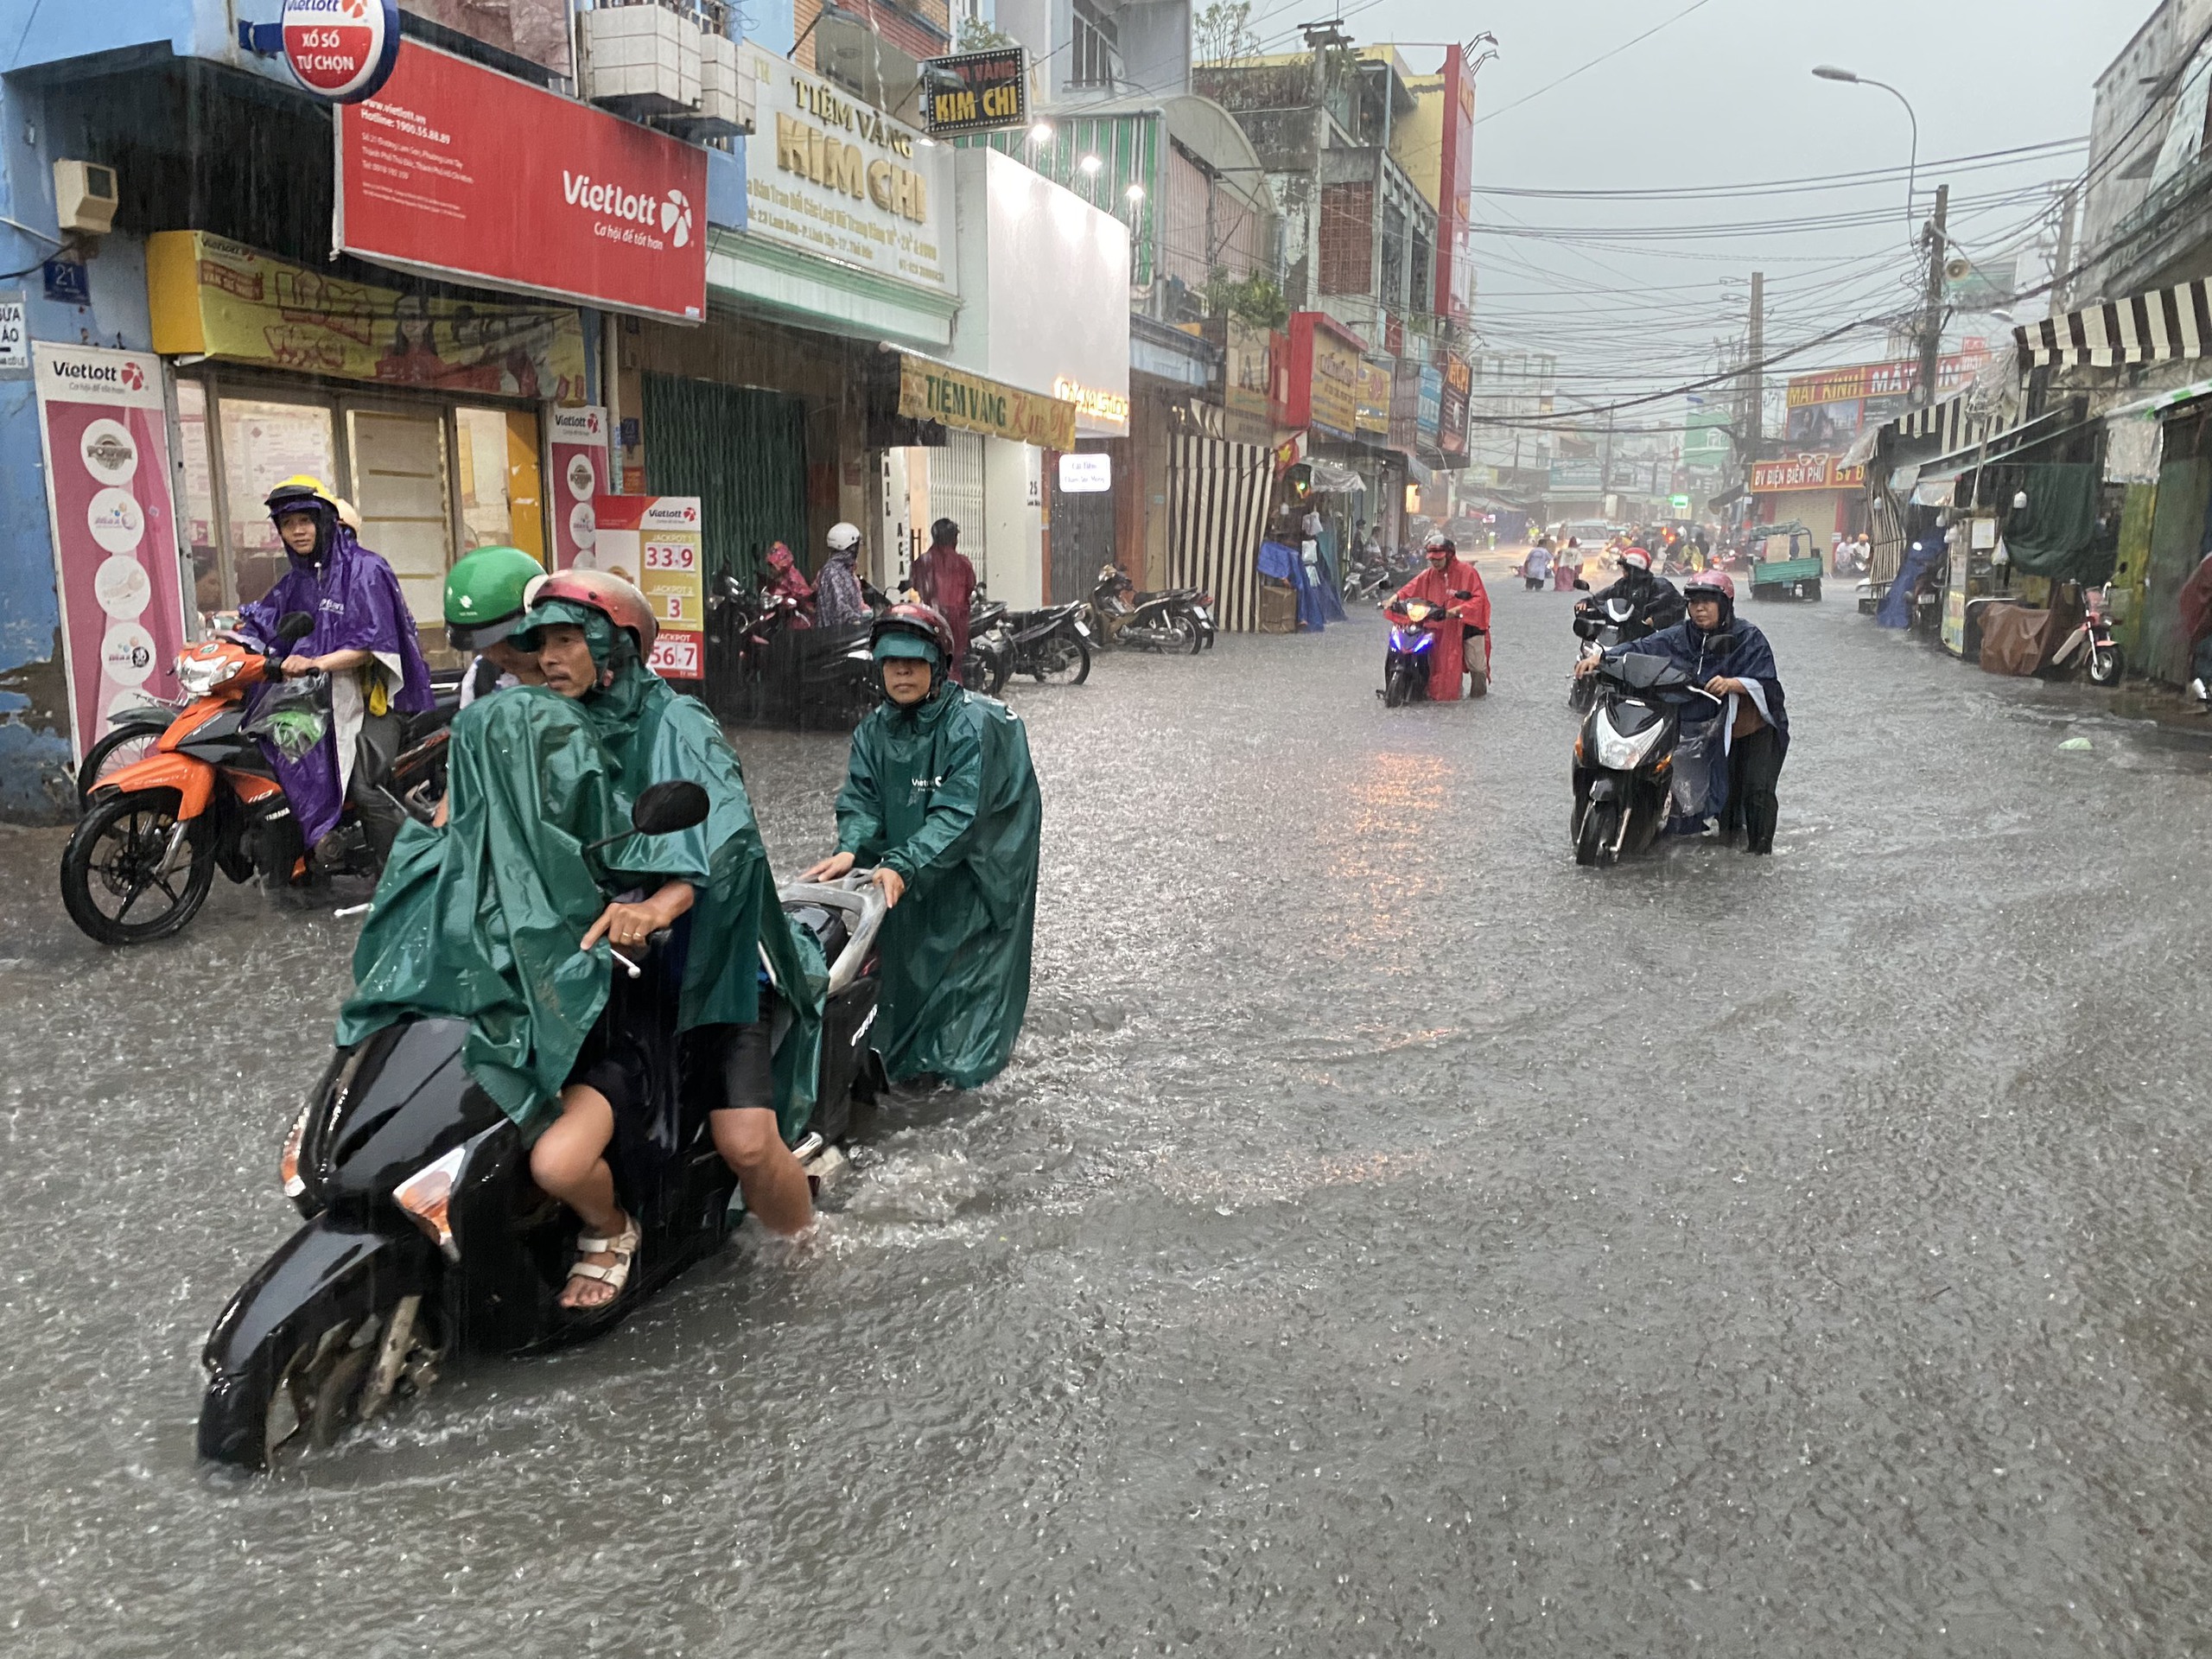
(709, 575, 878, 727)
(1340, 547, 1395, 606)
(1379, 598, 1485, 708)
(1569, 654, 1725, 868)
(60, 616, 455, 945)
(1087, 564, 1207, 654)
(196, 783, 890, 1471)
(1001, 601, 1093, 685)
(2050, 582, 2123, 686)
(963, 598, 1014, 694)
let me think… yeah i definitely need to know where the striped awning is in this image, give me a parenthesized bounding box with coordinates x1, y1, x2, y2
(1843, 387, 2012, 467)
(2016, 276, 2212, 368)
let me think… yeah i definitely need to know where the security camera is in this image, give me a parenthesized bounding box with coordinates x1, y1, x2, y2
(54, 160, 118, 235)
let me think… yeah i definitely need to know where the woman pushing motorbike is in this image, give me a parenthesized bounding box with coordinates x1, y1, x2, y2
(338, 569, 828, 1311)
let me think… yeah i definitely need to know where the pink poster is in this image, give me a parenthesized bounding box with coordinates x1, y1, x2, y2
(548, 405, 609, 571)
(33, 344, 189, 761)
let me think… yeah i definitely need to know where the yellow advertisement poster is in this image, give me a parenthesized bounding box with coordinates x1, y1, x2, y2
(147, 230, 588, 399)
(1309, 333, 1358, 439)
(899, 354, 1077, 450)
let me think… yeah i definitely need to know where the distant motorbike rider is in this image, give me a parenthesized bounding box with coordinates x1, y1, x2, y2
(815, 522, 871, 633)
(1575, 569, 1789, 854)
(443, 544, 547, 708)
(1585, 546, 1685, 639)
(910, 518, 978, 683)
(1389, 531, 1491, 697)
(238, 476, 432, 862)
(762, 541, 816, 625)
(799, 602, 1041, 1089)
(341, 569, 828, 1310)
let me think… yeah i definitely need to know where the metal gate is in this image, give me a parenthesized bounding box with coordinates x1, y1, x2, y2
(927, 431, 986, 567)
(641, 372, 808, 588)
(1050, 448, 1116, 604)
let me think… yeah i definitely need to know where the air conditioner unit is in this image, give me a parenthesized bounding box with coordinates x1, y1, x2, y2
(54, 159, 118, 235)
(579, 3, 702, 117)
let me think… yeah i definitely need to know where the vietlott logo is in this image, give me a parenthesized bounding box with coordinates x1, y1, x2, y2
(563, 173, 691, 251)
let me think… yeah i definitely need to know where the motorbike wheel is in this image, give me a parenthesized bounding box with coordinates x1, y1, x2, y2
(226, 1300, 429, 1470)
(60, 790, 218, 945)
(1030, 636, 1091, 685)
(1168, 614, 1200, 655)
(75, 724, 162, 811)
(962, 643, 1012, 696)
(2088, 643, 2124, 686)
(1574, 800, 1618, 868)
(1385, 666, 1413, 709)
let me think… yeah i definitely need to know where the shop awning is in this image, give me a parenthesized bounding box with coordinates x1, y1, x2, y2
(2016, 274, 2212, 369)
(1845, 382, 2032, 471)
(896, 353, 1077, 450)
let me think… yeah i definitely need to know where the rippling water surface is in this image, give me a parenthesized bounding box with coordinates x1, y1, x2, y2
(4, 582, 2211, 1656)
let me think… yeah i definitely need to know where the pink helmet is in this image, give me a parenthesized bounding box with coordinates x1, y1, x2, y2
(1685, 569, 1736, 602)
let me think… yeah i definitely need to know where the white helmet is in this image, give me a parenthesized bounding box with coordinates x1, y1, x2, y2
(826, 522, 861, 552)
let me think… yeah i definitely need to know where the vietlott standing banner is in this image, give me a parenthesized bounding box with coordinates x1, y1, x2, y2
(548, 406, 610, 570)
(588, 495, 703, 679)
(33, 344, 190, 760)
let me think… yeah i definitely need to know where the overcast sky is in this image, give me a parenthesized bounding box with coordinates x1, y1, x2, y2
(1256, 0, 2150, 412)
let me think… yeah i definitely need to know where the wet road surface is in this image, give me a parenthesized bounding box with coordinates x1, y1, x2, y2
(5, 585, 2212, 1656)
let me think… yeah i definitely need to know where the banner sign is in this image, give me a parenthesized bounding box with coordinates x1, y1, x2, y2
(1356, 360, 1391, 435)
(899, 353, 1077, 449)
(587, 494, 704, 679)
(336, 44, 709, 321)
(1057, 452, 1111, 493)
(31, 345, 189, 760)
(549, 406, 610, 571)
(1549, 458, 1602, 491)
(1749, 452, 1867, 493)
(283, 0, 402, 103)
(745, 42, 952, 296)
(1439, 353, 1471, 459)
(148, 231, 587, 398)
(921, 48, 1028, 136)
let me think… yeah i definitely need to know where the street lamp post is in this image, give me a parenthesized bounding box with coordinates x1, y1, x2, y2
(1811, 65, 1918, 249)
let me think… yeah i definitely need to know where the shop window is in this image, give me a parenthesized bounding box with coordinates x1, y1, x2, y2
(347, 408, 454, 643)
(175, 381, 222, 620)
(220, 395, 338, 612)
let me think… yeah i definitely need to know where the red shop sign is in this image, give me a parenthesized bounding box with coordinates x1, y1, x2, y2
(335, 45, 708, 322)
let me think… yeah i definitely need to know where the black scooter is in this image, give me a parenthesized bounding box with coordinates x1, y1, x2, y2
(197, 783, 889, 1469)
(1002, 600, 1093, 684)
(1570, 654, 1724, 867)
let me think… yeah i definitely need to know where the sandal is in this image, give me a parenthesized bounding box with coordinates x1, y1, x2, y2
(560, 1215, 640, 1309)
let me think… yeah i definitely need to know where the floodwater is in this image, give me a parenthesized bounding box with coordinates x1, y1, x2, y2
(5, 580, 2212, 1656)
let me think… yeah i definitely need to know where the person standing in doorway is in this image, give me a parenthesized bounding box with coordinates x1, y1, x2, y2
(910, 518, 977, 683)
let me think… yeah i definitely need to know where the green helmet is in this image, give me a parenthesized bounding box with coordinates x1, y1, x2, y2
(444, 545, 544, 650)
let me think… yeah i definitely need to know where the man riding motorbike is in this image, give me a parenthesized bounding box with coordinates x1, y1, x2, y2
(237, 476, 433, 863)
(1388, 531, 1492, 698)
(910, 518, 978, 683)
(444, 544, 548, 708)
(1574, 569, 1789, 853)
(799, 603, 1041, 1089)
(338, 569, 827, 1311)
(1582, 546, 1686, 639)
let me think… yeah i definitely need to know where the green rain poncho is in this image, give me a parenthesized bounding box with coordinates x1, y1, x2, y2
(836, 680, 1041, 1088)
(337, 605, 825, 1139)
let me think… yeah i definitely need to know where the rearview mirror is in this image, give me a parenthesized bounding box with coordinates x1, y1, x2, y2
(630, 779, 709, 837)
(276, 611, 316, 646)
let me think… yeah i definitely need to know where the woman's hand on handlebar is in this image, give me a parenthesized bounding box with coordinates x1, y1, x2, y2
(1704, 675, 1745, 697)
(1573, 653, 1605, 678)
(800, 849, 856, 882)
(582, 879, 695, 952)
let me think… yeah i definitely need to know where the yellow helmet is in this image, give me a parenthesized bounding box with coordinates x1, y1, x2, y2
(265, 475, 338, 514)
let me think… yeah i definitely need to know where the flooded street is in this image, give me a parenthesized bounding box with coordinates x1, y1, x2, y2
(6, 585, 2212, 1657)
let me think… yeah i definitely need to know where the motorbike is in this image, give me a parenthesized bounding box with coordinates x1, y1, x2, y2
(196, 781, 891, 1470)
(1086, 564, 1209, 654)
(1379, 598, 1485, 707)
(708, 575, 879, 727)
(963, 598, 1014, 695)
(1001, 601, 1093, 685)
(1340, 547, 1395, 606)
(60, 615, 456, 946)
(1569, 653, 1726, 868)
(2050, 582, 2123, 686)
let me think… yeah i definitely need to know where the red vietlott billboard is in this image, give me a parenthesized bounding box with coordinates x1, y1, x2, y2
(335, 44, 708, 322)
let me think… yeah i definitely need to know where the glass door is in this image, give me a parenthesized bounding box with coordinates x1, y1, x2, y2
(344, 404, 454, 660)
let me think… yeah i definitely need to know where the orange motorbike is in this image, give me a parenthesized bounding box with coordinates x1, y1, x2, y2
(60, 612, 452, 945)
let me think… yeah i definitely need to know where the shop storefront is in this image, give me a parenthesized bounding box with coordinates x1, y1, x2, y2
(150, 234, 579, 651)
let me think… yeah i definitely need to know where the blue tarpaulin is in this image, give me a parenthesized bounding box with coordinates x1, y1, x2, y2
(1259, 539, 1333, 631)
(1877, 540, 1942, 628)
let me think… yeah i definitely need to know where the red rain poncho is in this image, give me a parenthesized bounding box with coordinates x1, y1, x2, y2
(911, 543, 976, 681)
(1389, 557, 1491, 699)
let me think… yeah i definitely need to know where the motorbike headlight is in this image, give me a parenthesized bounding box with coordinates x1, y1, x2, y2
(393, 1144, 468, 1262)
(1592, 719, 1664, 772)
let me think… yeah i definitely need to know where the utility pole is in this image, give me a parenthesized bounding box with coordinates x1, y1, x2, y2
(1916, 183, 1949, 406)
(1745, 270, 1764, 459)
(2049, 186, 2076, 319)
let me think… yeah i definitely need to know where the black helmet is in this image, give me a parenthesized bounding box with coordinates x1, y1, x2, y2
(929, 518, 960, 548)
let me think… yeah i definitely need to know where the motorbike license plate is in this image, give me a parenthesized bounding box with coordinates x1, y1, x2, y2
(1073, 620, 1093, 639)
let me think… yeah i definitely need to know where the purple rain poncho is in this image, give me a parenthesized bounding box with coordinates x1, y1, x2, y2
(239, 524, 432, 846)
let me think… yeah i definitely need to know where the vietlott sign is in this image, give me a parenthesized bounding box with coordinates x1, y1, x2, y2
(899, 355, 1076, 450)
